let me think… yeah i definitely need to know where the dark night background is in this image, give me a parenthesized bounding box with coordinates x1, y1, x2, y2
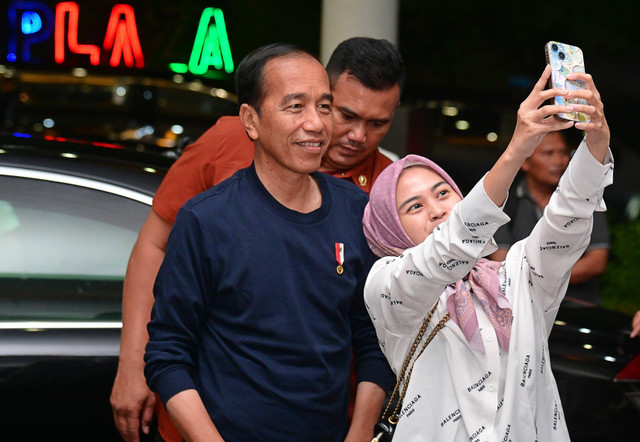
(3, 0, 639, 222)
(2, 4, 639, 439)
(96, 0, 638, 147)
(6, 0, 639, 99)
(3, 0, 639, 219)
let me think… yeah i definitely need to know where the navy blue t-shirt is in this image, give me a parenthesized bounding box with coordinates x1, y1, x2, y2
(145, 164, 392, 441)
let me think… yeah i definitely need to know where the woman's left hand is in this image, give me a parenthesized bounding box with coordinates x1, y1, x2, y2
(565, 71, 610, 162)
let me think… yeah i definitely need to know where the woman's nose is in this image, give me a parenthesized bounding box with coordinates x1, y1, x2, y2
(430, 205, 446, 221)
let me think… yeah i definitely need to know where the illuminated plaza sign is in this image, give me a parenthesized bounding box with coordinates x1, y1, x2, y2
(5, 1, 234, 76)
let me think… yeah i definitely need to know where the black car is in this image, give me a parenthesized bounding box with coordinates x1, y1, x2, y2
(0, 133, 172, 440)
(1, 133, 639, 440)
(550, 304, 640, 441)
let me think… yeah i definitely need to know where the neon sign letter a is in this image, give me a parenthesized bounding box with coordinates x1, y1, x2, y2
(188, 8, 234, 75)
(103, 4, 144, 68)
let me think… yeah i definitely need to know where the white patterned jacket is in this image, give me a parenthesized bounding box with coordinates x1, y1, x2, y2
(364, 140, 613, 442)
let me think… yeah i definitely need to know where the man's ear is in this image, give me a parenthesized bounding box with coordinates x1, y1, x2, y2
(239, 103, 259, 141)
(521, 159, 530, 173)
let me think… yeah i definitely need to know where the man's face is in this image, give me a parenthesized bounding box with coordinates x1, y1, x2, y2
(522, 132, 571, 190)
(321, 73, 400, 171)
(250, 55, 333, 175)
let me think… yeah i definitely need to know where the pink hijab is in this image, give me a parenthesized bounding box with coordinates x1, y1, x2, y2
(362, 155, 512, 353)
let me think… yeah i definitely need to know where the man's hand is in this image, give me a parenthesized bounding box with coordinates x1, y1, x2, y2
(631, 311, 640, 338)
(344, 381, 387, 442)
(110, 210, 172, 441)
(110, 360, 156, 442)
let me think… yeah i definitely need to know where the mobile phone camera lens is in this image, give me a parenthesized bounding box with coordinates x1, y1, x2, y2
(559, 52, 565, 60)
(552, 44, 558, 51)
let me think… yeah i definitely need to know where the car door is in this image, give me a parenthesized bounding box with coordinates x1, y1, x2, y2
(0, 166, 153, 439)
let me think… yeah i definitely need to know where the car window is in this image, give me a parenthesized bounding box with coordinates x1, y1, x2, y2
(0, 174, 149, 321)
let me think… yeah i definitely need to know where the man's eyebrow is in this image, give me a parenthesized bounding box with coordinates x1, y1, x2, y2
(322, 93, 334, 104)
(280, 92, 333, 106)
(336, 105, 360, 119)
(336, 105, 390, 124)
(280, 92, 307, 106)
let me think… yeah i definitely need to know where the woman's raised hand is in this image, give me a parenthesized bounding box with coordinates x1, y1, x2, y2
(565, 70, 610, 163)
(483, 65, 610, 207)
(508, 65, 575, 161)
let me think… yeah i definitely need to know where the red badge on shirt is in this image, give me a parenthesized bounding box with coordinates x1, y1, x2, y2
(335, 243, 344, 274)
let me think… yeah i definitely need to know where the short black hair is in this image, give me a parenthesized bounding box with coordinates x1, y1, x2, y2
(557, 128, 583, 149)
(234, 43, 316, 113)
(542, 130, 581, 151)
(325, 37, 405, 94)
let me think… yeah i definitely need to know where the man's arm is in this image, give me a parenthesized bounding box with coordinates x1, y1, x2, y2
(488, 248, 508, 261)
(344, 381, 387, 442)
(110, 210, 172, 442)
(631, 311, 640, 338)
(165, 390, 224, 442)
(568, 248, 608, 285)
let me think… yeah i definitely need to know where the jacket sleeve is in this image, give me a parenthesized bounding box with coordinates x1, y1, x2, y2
(144, 207, 212, 404)
(515, 139, 614, 327)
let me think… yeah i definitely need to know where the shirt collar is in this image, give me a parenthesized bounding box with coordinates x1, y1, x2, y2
(322, 151, 378, 193)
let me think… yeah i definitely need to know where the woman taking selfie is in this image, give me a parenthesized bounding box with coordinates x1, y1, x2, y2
(362, 65, 612, 441)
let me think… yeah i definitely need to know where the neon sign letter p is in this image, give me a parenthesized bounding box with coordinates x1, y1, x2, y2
(8, 1, 55, 63)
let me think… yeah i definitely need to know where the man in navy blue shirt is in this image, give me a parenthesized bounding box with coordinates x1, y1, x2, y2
(144, 43, 393, 441)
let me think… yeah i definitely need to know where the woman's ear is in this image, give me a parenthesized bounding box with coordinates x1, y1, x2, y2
(239, 103, 259, 141)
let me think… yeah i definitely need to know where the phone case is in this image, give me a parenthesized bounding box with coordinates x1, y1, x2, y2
(545, 41, 590, 122)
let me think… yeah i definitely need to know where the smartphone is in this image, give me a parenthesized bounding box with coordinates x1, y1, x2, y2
(544, 41, 590, 122)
